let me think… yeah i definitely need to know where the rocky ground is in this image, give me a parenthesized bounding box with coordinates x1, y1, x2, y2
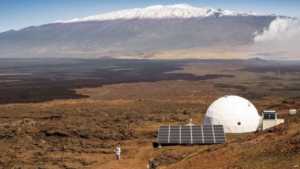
(0, 59, 300, 169)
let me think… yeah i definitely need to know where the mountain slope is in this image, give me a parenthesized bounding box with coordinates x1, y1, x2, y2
(0, 4, 277, 58)
(65, 4, 256, 22)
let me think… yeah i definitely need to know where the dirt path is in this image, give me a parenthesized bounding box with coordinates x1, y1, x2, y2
(95, 141, 154, 169)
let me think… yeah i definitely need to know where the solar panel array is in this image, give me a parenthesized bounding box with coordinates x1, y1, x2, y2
(157, 125, 225, 145)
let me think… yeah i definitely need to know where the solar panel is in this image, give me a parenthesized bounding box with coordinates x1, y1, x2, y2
(263, 111, 276, 120)
(157, 125, 225, 145)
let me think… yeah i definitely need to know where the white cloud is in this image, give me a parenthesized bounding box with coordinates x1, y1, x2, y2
(254, 17, 300, 58)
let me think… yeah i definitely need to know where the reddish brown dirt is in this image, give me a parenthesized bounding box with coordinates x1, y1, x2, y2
(1, 62, 300, 169)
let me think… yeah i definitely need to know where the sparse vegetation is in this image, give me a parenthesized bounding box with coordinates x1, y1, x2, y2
(0, 59, 300, 168)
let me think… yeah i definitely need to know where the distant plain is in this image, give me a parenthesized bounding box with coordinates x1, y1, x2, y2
(0, 58, 300, 169)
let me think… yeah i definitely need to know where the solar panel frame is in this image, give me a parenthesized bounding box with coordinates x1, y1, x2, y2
(169, 126, 180, 144)
(157, 126, 169, 144)
(157, 125, 225, 145)
(213, 125, 226, 144)
(191, 126, 203, 144)
(181, 126, 192, 144)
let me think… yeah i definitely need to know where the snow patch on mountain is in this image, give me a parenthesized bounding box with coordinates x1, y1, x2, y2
(63, 4, 263, 23)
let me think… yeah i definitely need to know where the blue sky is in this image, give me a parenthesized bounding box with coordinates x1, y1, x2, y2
(1, 0, 300, 32)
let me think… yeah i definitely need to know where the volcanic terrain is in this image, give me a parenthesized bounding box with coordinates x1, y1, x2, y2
(0, 59, 299, 169)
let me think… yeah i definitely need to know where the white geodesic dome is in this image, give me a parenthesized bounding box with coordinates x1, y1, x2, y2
(204, 95, 261, 133)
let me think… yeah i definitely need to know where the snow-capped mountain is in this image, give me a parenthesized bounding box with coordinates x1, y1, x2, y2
(0, 4, 278, 59)
(65, 4, 252, 23)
